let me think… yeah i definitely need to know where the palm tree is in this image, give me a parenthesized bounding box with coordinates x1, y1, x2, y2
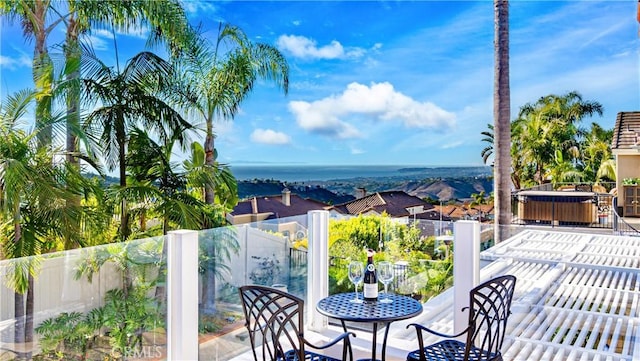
(514, 107, 559, 185)
(480, 123, 495, 165)
(470, 191, 488, 207)
(183, 142, 238, 211)
(581, 122, 614, 182)
(178, 23, 289, 205)
(480, 122, 525, 190)
(493, 0, 511, 243)
(126, 128, 209, 235)
(181, 141, 239, 311)
(0, 0, 61, 150)
(176, 23, 288, 314)
(546, 149, 584, 186)
(82, 47, 193, 241)
(514, 91, 603, 186)
(0, 89, 91, 356)
(58, 0, 194, 170)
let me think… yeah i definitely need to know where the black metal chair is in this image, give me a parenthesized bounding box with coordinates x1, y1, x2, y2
(406, 275, 517, 361)
(239, 285, 355, 361)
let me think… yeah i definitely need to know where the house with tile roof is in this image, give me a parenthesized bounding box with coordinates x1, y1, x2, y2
(432, 203, 494, 222)
(328, 190, 434, 224)
(226, 188, 328, 225)
(611, 111, 640, 216)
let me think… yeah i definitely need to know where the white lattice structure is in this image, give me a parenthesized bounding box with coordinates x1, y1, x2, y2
(386, 230, 640, 361)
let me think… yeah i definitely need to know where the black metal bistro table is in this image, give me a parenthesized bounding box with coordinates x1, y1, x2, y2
(316, 293, 423, 361)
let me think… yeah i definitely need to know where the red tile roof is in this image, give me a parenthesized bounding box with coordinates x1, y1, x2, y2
(229, 194, 328, 219)
(330, 191, 433, 217)
(612, 111, 640, 149)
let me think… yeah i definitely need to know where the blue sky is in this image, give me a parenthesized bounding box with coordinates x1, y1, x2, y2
(1, 1, 638, 169)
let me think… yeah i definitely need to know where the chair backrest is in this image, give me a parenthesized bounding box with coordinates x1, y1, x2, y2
(239, 285, 306, 361)
(465, 275, 516, 361)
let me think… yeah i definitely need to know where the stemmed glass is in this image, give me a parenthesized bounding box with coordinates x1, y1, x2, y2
(347, 261, 364, 303)
(378, 261, 394, 304)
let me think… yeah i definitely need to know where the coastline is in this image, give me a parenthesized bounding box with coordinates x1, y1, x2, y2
(231, 164, 492, 183)
(236, 165, 494, 203)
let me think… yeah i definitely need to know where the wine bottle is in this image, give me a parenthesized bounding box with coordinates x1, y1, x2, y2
(363, 249, 378, 301)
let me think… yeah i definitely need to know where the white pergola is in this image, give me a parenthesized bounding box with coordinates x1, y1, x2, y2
(379, 229, 640, 361)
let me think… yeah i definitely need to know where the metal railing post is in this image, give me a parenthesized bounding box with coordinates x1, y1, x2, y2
(307, 210, 329, 331)
(453, 220, 480, 339)
(167, 230, 199, 360)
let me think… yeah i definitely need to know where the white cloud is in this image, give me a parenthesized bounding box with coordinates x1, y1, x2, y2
(181, 0, 218, 15)
(250, 129, 292, 145)
(91, 24, 149, 40)
(276, 34, 365, 60)
(292, 20, 301, 26)
(288, 82, 456, 139)
(0, 53, 30, 70)
(84, 34, 109, 51)
(120, 24, 149, 39)
(441, 140, 464, 149)
(288, 100, 362, 139)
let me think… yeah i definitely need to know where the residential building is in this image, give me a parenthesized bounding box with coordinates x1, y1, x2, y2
(328, 190, 434, 224)
(433, 203, 494, 222)
(227, 188, 329, 225)
(611, 111, 640, 217)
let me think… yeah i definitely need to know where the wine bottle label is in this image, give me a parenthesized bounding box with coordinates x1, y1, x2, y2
(363, 283, 378, 299)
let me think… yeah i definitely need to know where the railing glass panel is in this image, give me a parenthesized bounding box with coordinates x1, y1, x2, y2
(0, 235, 167, 360)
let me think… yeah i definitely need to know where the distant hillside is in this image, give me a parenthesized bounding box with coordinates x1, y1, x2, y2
(393, 177, 494, 200)
(88, 172, 493, 205)
(238, 180, 355, 205)
(238, 176, 493, 205)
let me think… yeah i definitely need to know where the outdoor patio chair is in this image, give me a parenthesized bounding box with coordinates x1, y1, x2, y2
(239, 285, 355, 361)
(405, 275, 517, 361)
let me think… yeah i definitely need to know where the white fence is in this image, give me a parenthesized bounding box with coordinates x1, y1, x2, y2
(0, 249, 122, 343)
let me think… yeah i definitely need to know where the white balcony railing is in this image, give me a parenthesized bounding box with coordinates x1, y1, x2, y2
(2, 212, 639, 360)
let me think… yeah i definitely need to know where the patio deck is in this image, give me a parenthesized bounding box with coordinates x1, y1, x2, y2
(219, 228, 640, 361)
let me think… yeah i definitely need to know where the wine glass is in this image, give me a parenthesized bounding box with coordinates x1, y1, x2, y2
(348, 261, 364, 303)
(377, 261, 394, 304)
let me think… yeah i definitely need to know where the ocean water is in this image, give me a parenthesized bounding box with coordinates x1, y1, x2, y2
(229, 164, 492, 182)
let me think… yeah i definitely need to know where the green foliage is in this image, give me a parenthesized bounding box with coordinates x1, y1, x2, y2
(99, 287, 163, 356)
(327, 215, 453, 299)
(483, 91, 612, 189)
(391, 222, 425, 254)
(421, 196, 440, 204)
(37, 286, 165, 360)
(329, 214, 383, 250)
(248, 255, 281, 285)
(623, 178, 640, 185)
(35, 312, 96, 359)
(397, 258, 453, 300)
(198, 225, 240, 278)
(68, 238, 165, 358)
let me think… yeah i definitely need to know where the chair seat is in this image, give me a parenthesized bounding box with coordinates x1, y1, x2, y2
(406, 339, 500, 361)
(282, 350, 343, 361)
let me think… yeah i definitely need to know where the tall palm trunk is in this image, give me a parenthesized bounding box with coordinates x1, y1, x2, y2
(14, 292, 24, 344)
(65, 15, 81, 169)
(153, 210, 171, 303)
(493, 0, 511, 244)
(203, 120, 217, 313)
(25, 275, 34, 359)
(201, 251, 217, 313)
(64, 15, 82, 250)
(204, 127, 215, 204)
(31, 1, 53, 151)
(118, 116, 130, 242)
(12, 219, 27, 357)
